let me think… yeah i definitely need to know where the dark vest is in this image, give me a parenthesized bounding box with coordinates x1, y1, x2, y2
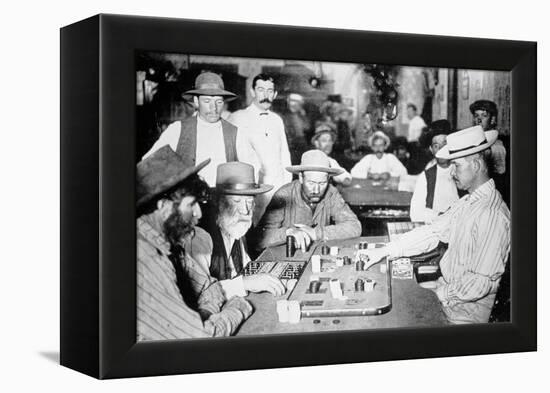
(207, 224, 248, 281)
(425, 165, 466, 209)
(175, 116, 238, 164)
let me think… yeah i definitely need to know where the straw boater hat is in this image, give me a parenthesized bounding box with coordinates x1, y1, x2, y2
(436, 125, 498, 160)
(215, 162, 273, 195)
(310, 123, 337, 144)
(367, 131, 391, 149)
(136, 145, 210, 209)
(183, 72, 237, 101)
(286, 150, 344, 176)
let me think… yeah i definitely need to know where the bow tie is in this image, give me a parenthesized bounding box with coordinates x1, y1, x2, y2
(259, 112, 268, 116)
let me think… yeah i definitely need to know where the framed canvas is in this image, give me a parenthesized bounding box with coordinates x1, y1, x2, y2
(60, 14, 536, 379)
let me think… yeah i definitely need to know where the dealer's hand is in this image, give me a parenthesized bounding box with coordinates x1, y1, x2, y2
(243, 273, 286, 296)
(357, 247, 390, 270)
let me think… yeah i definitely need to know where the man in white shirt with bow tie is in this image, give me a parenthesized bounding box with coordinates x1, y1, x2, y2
(229, 74, 292, 225)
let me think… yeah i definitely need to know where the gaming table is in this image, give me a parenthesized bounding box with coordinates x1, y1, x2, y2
(237, 236, 448, 336)
(338, 178, 412, 207)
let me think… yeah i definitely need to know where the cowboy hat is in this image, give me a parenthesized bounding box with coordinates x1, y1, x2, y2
(367, 131, 391, 149)
(215, 162, 273, 195)
(436, 125, 498, 160)
(183, 72, 237, 100)
(310, 123, 337, 144)
(286, 150, 344, 176)
(136, 145, 210, 208)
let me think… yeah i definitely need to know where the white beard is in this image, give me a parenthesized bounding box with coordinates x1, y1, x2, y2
(218, 214, 252, 240)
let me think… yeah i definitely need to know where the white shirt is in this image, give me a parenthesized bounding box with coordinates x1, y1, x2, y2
(229, 104, 292, 189)
(410, 165, 459, 223)
(142, 116, 251, 186)
(350, 153, 408, 178)
(328, 156, 352, 184)
(407, 115, 427, 142)
(186, 227, 250, 299)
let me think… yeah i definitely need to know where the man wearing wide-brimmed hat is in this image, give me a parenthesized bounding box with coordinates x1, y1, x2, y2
(311, 123, 352, 185)
(136, 146, 252, 340)
(350, 131, 408, 180)
(142, 71, 253, 186)
(255, 150, 361, 252)
(362, 126, 510, 324)
(187, 162, 286, 298)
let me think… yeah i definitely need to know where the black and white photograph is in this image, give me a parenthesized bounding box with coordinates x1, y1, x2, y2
(135, 52, 512, 340)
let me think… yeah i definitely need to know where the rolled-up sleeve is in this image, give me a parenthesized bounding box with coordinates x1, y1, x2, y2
(434, 209, 510, 306)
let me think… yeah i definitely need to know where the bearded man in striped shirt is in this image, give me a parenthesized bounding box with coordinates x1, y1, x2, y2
(363, 126, 510, 324)
(136, 146, 253, 340)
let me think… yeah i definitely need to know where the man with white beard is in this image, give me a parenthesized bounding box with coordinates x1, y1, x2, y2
(187, 162, 286, 298)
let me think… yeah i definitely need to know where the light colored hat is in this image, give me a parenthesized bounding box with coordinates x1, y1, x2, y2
(436, 125, 498, 160)
(286, 150, 344, 175)
(311, 123, 337, 144)
(137, 145, 210, 208)
(367, 131, 391, 149)
(215, 162, 273, 195)
(183, 72, 237, 100)
(288, 93, 304, 103)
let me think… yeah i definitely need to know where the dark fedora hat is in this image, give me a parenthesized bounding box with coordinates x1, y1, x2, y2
(469, 100, 498, 116)
(137, 145, 210, 208)
(183, 72, 237, 101)
(428, 119, 452, 136)
(215, 162, 273, 195)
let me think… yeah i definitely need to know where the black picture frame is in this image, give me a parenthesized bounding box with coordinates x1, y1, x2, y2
(60, 14, 537, 379)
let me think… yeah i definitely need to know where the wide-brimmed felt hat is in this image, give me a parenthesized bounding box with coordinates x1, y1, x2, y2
(215, 162, 273, 195)
(183, 72, 237, 101)
(137, 145, 210, 208)
(469, 99, 497, 116)
(436, 125, 498, 160)
(311, 123, 337, 144)
(367, 131, 391, 149)
(428, 119, 452, 136)
(286, 150, 344, 176)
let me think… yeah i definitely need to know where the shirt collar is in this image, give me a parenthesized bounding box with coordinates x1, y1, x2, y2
(196, 114, 222, 129)
(249, 103, 270, 116)
(138, 214, 171, 256)
(468, 179, 495, 204)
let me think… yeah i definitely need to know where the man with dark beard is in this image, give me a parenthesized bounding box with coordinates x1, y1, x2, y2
(256, 150, 362, 252)
(137, 146, 253, 340)
(188, 162, 286, 298)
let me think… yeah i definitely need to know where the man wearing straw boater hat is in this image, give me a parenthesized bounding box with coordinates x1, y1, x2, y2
(255, 150, 361, 252)
(143, 71, 252, 186)
(361, 126, 510, 324)
(188, 162, 287, 298)
(136, 146, 252, 340)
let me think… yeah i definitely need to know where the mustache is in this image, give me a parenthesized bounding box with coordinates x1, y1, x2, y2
(259, 98, 273, 103)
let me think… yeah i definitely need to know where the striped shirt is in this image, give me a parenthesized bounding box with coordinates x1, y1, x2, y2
(137, 214, 252, 341)
(387, 179, 510, 323)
